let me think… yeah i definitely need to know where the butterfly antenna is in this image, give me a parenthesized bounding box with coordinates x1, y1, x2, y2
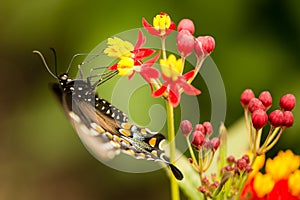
(50, 48, 58, 76)
(33, 50, 57, 79)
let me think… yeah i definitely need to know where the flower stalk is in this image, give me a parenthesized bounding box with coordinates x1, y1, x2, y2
(166, 100, 180, 200)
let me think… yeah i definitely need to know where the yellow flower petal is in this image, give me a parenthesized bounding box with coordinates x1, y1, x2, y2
(288, 170, 300, 196)
(266, 150, 300, 181)
(160, 54, 182, 80)
(253, 172, 275, 198)
(153, 13, 171, 34)
(104, 37, 134, 58)
(248, 153, 265, 179)
(117, 56, 134, 76)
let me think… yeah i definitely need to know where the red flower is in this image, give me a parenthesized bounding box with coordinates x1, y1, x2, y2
(268, 179, 299, 200)
(152, 54, 200, 107)
(105, 30, 160, 91)
(142, 12, 176, 37)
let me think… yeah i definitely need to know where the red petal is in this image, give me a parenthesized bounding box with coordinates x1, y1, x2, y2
(140, 67, 160, 82)
(165, 21, 176, 36)
(169, 84, 180, 107)
(133, 48, 155, 59)
(183, 70, 195, 80)
(177, 79, 201, 95)
(134, 30, 146, 50)
(109, 64, 118, 70)
(142, 18, 161, 36)
(142, 51, 161, 67)
(152, 85, 167, 97)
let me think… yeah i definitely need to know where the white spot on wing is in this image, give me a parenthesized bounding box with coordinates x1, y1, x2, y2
(69, 112, 81, 123)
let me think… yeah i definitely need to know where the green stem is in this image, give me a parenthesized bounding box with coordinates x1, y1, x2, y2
(186, 137, 197, 166)
(161, 36, 167, 60)
(187, 57, 204, 84)
(166, 100, 180, 200)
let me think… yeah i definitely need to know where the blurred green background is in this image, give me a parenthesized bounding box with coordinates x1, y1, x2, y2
(1, 0, 300, 199)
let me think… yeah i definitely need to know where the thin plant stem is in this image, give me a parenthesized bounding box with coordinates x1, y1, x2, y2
(161, 36, 167, 60)
(187, 57, 204, 85)
(198, 149, 207, 200)
(186, 137, 197, 165)
(166, 100, 180, 200)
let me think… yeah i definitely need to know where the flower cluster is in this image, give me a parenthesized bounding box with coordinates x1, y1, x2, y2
(101, 12, 298, 200)
(180, 120, 221, 197)
(104, 12, 215, 107)
(241, 150, 300, 200)
(240, 89, 296, 155)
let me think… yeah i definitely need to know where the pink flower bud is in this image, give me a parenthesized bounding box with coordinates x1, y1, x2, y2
(191, 130, 205, 149)
(194, 36, 215, 58)
(283, 111, 294, 127)
(176, 30, 194, 57)
(180, 120, 193, 136)
(245, 165, 253, 173)
(202, 176, 209, 185)
(210, 137, 220, 151)
(240, 89, 255, 107)
(227, 155, 235, 163)
(195, 124, 205, 133)
(248, 98, 265, 113)
(202, 138, 211, 149)
(237, 158, 247, 171)
(198, 186, 206, 193)
(212, 181, 220, 188)
(242, 155, 250, 164)
(188, 158, 193, 163)
(177, 19, 195, 34)
(280, 94, 296, 111)
(203, 121, 213, 135)
(258, 91, 272, 109)
(251, 109, 268, 130)
(225, 166, 232, 171)
(269, 110, 284, 127)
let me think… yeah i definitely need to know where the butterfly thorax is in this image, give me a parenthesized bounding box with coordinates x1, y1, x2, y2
(58, 73, 95, 102)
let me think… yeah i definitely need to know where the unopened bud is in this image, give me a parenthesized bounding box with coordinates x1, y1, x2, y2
(258, 91, 272, 109)
(283, 111, 294, 127)
(248, 98, 265, 113)
(177, 18, 195, 34)
(180, 120, 193, 136)
(210, 137, 220, 151)
(269, 110, 284, 127)
(195, 124, 205, 133)
(191, 130, 205, 149)
(194, 36, 215, 58)
(252, 109, 268, 130)
(177, 30, 194, 57)
(280, 94, 296, 111)
(203, 121, 213, 135)
(237, 158, 247, 171)
(240, 89, 255, 107)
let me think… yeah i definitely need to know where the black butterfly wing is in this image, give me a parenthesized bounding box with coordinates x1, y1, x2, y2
(51, 82, 183, 180)
(51, 83, 122, 159)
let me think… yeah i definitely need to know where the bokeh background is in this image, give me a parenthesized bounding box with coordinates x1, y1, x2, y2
(1, 0, 300, 199)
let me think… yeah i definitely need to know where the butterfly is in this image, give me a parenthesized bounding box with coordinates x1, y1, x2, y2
(33, 50, 183, 180)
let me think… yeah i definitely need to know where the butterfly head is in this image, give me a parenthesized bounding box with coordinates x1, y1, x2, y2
(58, 73, 72, 87)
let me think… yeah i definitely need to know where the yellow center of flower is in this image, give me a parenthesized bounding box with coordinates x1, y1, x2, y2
(160, 54, 183, 81)
(153, 13, 171, 35)
(117, 56, 135, 76)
